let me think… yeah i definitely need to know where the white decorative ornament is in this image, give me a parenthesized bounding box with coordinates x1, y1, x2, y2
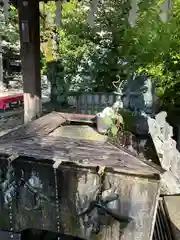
(56, 0, 62, 28)
(22, 1, 28, 6)
(159, 0, 172, 23)
(87, 0, 99, 28)
(3, 0, 9, 22)
(128, 0, 141, 28)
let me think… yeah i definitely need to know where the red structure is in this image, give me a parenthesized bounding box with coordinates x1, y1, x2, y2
(0, 94, 23, 110)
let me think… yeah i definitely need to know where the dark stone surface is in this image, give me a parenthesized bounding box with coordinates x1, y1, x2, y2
(0, 230, 20, 240)
(121, 75, 157, 115)
(21, 229, 85, 240)
(0, 156, 160, 240)
(0, 229, 85, 240)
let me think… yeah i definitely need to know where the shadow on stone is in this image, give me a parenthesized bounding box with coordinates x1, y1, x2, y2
(21, 228, 85, 240)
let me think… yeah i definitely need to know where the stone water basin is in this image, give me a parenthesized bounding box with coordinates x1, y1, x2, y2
(0, 112, 161, 239)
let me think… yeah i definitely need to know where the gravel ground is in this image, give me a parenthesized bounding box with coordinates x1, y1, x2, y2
(0, 112, 23, 137)
(0, 86, 51, 137)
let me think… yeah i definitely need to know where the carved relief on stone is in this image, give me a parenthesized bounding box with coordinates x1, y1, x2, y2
(120, 75, 157, 115)
(148, 111, 180, 194)
(147, 111, 175, 171)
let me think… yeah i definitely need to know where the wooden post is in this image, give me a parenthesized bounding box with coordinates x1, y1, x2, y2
(0, 41, 4, 90)
(18, 0, 42, 124)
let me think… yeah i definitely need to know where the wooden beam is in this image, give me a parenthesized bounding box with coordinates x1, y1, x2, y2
(0, 43, 4, 89)
(18, 0, 42, 124)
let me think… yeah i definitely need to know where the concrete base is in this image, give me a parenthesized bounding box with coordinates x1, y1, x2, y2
(164, 196, 180, 240)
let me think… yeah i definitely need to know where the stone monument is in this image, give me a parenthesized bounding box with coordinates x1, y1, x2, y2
(113, 76, 180, 194)
(116, 74, 158, 116)
(113, 74, 158, 136)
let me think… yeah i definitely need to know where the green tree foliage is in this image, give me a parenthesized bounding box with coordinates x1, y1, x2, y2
(40, 0, 180, 109)
(132, 0, 180, 108)
(2, 0, 180, 109)
(0, 5, 19, 51)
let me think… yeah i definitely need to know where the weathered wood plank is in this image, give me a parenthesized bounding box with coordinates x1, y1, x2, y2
(0, 112, 67, 140)
(0, 136, 124, 154)
(61, 112, 96, 122)
(0, 133, 159, 172)
(0, 137, 160, 177)
(0, 112, 95, 142)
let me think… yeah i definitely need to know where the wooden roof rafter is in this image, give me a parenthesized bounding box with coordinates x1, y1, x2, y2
(0, 111, 163, 178)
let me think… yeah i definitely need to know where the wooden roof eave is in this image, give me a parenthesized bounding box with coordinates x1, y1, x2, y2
(0, 112, 163, 179)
